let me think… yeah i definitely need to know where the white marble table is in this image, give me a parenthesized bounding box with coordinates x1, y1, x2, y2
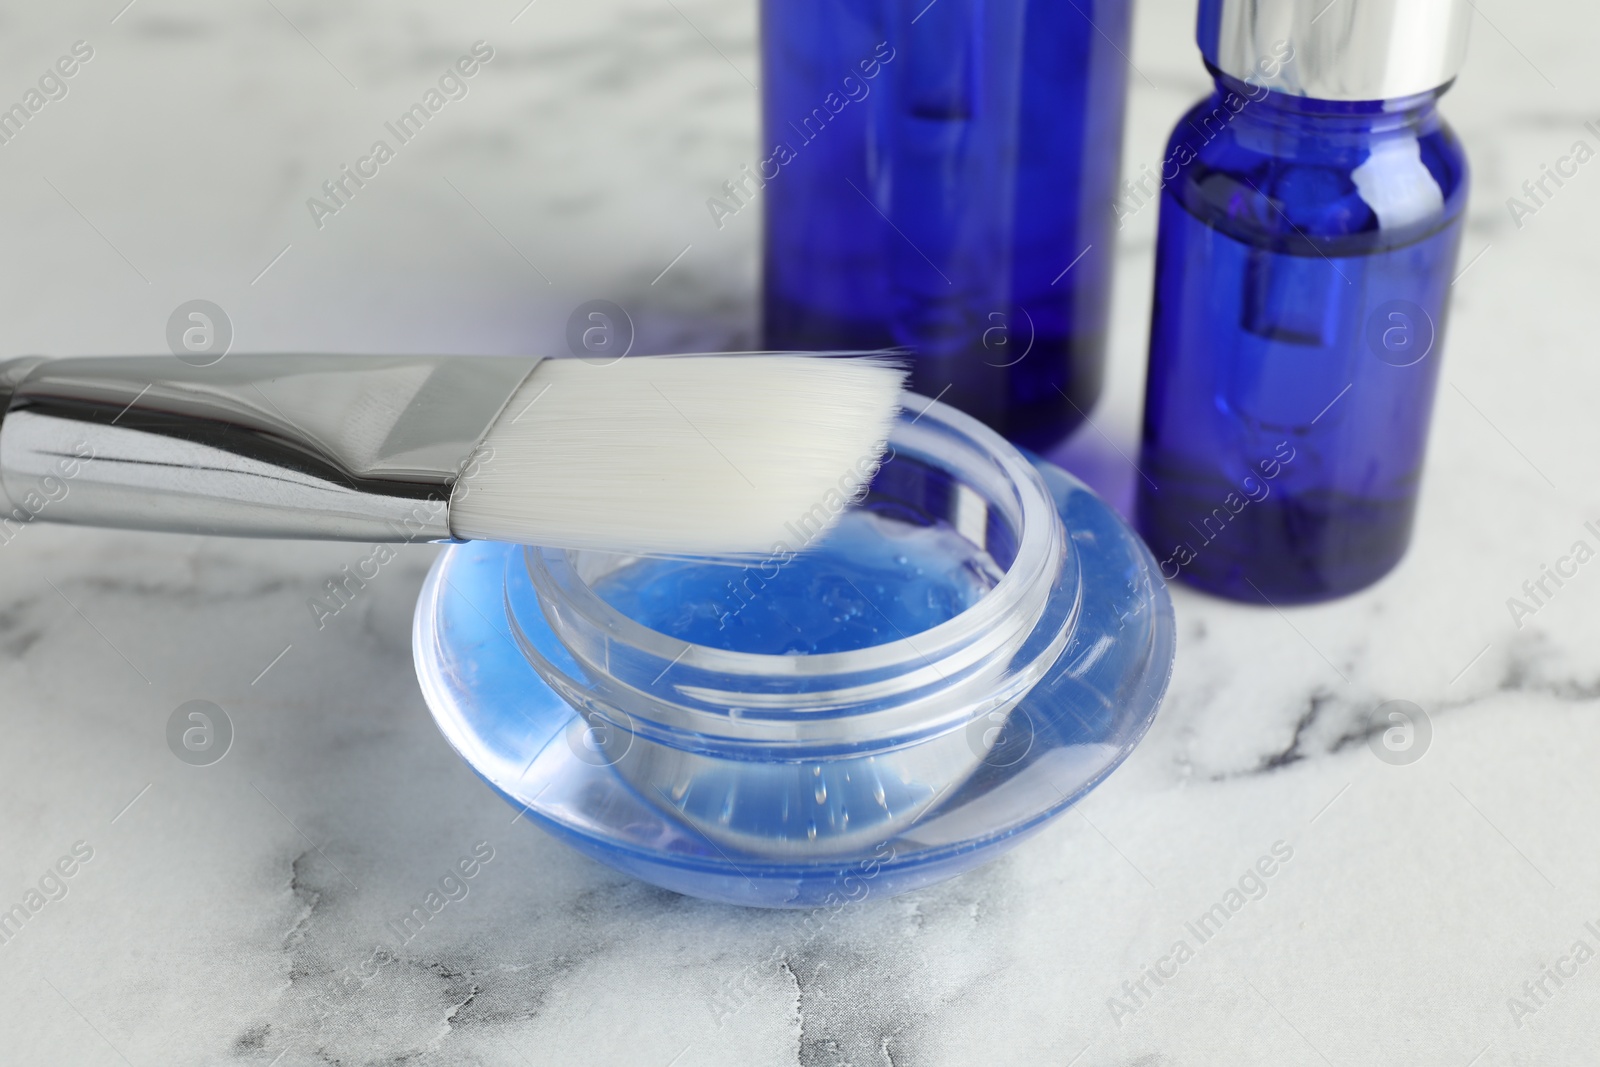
(0, 1, 1594, 1063)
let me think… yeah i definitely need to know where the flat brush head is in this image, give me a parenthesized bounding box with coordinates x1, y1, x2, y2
(449, 354, 906, 555)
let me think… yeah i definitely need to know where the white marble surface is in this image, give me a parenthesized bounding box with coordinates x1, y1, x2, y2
(0, 1, 1595, 1064)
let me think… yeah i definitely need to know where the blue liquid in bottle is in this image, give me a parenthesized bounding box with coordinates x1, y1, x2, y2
(759, 0, 1132, 451)
(1138, 71, 1469, 603)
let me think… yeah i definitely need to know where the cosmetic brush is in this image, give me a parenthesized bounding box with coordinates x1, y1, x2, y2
(0, 353, 905, 555)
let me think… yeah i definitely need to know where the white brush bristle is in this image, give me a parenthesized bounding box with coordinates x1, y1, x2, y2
(450, 354, 907, 555)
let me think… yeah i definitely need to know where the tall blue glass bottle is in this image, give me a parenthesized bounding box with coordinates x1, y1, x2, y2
(758, 0, 1132, 451)
(1138, 0, 1472, 603)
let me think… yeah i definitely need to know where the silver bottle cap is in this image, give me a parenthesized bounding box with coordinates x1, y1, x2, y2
(1198, 0, 1471, 101)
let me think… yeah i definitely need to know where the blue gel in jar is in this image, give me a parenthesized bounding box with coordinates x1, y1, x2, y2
(591, 512, 1002, 655)
(414, 396, 1174, 907)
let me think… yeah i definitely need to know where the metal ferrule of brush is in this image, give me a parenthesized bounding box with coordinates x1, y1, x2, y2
(0, 354, 539, 542)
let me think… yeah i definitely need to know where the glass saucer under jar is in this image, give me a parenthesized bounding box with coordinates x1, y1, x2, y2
(413, 396, 1174, 908)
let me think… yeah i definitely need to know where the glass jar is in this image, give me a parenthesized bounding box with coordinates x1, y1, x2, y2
(758, 0, 1133, 451)
(414, 397, 1173, 907)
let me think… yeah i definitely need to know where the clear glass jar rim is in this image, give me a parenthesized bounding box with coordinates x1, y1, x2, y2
(521, 395, 1067, 685)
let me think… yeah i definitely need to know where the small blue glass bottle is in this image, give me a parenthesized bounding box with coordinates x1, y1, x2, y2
(758, 0, 1132, 451)
(1138, 0, 1472, 603)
